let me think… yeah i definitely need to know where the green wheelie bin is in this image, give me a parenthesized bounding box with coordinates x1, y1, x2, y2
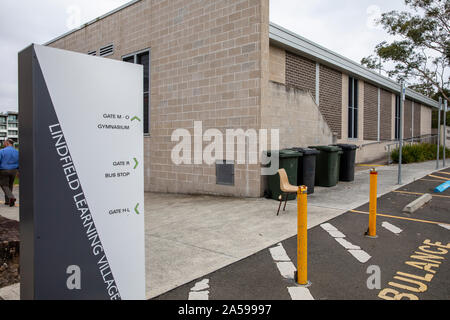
(266, 149, 303, 201)
(288, 147, 320, 194)
(309, 145, 342, 187)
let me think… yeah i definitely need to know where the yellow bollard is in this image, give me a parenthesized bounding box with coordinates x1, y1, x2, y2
(367, 168, 378, 238)
(296, 185, 309, 286)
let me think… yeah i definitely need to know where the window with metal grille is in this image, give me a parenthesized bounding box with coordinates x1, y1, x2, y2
(216, 161, 235, 186)
(87, 50, 97, 56)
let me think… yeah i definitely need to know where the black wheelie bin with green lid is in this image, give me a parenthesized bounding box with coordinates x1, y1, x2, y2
(333, 144, 358, 182)
(309, 145, 342, 187)
(266, 149, 302, 201)
(289, 147, 320, 194)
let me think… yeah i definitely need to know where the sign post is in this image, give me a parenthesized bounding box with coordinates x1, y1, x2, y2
(444, 100, 447, 168)
(437, 97, 442, 169)
(398, 82, 405, 185)
(18, 44, 145, 300)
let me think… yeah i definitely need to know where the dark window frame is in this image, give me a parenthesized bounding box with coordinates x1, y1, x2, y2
(348, 77, 359, 139)
(395, 95, 401, 140)
(122, 49, 151, 136)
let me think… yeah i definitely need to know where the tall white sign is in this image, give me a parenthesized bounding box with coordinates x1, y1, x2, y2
(19, 44, 145, 300)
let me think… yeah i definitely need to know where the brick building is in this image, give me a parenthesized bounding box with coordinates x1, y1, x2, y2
(44, 0, 438, 198)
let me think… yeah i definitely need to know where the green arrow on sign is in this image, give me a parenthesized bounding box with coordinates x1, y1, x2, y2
(131, 116, 141, 122)
(133, 158, 139, 169)
(135, 203, 140, 215)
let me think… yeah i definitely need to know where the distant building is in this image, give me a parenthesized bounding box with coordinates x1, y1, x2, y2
(0, 111, 19, 145)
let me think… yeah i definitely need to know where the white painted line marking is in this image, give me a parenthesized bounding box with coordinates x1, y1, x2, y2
(321, 223, 371, 264)
(269, 243, 315, 300)
(335, 238, 361, 250)
(189, 279, 210, 300)
(381, 221, 403, 234)
(439, 224, 450, 230)
(348, 250, 372, 263)
(188, 291, 210, 300)
(276, 262, 296, 280)
(269, 243, 291, 262)
(327, 230, 346, 238)
(320, 223, 338, 231)
(288, 287, 315, 300)
(191, 279, 209, 292)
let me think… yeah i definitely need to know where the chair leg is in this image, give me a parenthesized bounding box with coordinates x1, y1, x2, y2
(277, 194, 284, 216)
(283, 193, 289, 211)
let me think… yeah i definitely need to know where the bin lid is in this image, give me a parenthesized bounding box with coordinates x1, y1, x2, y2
(333, 144, 358, 150)
(280, 149, 303, 158)
(290, 147, 320, 155)
(264, 150, 302, 158)
(309, 145, 341, 153)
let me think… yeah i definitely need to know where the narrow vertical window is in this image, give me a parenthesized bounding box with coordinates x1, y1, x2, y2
(395, 95, 400, 140)
(123, 49, 151, 135)
(348, 77, 358, 139)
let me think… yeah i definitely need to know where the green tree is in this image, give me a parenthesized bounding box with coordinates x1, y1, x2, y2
(431, 88, 450, 128)
(361, 0, 449, 103)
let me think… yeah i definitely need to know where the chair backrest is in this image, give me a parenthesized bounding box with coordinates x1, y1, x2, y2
(278, 168, 290, 192)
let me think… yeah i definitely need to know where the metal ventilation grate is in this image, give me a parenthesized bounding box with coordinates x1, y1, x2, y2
(216, 160, 235, 186)
(87, 50, 97, 56)
(99, 44, 114, 57)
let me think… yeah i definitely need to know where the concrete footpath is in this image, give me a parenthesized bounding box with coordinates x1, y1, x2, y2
(0, 160, 448, 300)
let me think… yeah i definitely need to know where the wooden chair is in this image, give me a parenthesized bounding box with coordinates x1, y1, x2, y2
(277, 168, 299, 216)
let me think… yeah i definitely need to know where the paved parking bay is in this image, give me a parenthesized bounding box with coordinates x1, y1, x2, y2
(155, 168, 450, 300)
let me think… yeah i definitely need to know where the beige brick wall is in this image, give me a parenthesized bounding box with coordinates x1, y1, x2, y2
(357, 80, 365, 141)
(413, 102, 421, 137)
(421, 105, 432, 136)
(364, 82, 378, 141)
(285, 52, 316, 97)
(319, 64, 342, 138)
(269, 45, 285, 84)
(404, 99, 413, 139)
(380, 89, 392, 141)
(261, 81, 333, 192)
(262, 81, 333, 148)
(49, 0, 270, 198)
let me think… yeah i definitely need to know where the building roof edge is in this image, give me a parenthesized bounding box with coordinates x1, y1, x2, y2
(269, 22, 439, 109)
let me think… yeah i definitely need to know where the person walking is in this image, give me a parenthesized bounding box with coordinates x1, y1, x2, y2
(0, 139, 19, 207)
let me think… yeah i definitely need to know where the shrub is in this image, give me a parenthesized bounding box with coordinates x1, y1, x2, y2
(391, 143, 450, 164)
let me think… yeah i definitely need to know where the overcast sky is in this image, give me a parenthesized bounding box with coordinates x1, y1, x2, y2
(0, 0, 409, 113)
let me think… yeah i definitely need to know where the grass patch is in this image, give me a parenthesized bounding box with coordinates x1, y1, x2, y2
(391, 143, 450, 164)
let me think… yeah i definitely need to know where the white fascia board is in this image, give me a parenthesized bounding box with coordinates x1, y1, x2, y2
(44, 0, 142, 46)
(269, 22, 439, 109)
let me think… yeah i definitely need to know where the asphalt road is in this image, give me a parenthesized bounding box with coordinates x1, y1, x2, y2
(154, 168, 450, 300)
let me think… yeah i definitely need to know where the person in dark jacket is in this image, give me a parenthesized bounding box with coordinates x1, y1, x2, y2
(0, 139, 19, 207)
